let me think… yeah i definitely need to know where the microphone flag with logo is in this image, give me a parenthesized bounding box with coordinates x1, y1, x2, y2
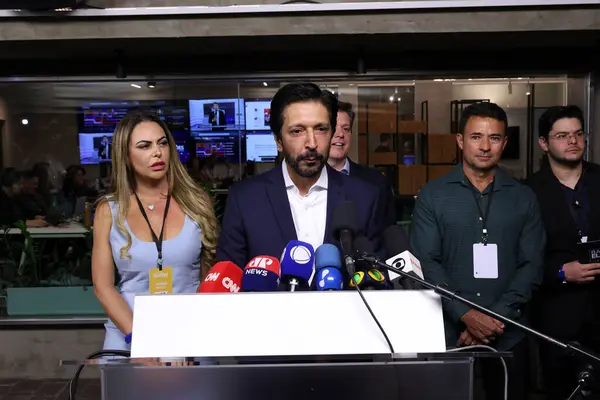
(198, 261, 242, 293)
(242, 255, 281, 292)
(315, 243, 344, 291)
(280, 240, 314, 292)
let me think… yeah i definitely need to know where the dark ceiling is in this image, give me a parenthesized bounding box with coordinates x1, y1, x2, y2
(0, 31, 599, 77)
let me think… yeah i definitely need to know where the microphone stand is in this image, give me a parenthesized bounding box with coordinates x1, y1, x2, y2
(358, 251, 600, 400)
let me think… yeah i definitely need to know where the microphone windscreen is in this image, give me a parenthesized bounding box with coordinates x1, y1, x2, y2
(280, 240, 314, 281)
(330, 201, 359, 241)
(315, 244, 342, 271)
(383, 225, 411, 258)
(198, 261, 242, 293)
(241, 255, 281, 292)
(316, 267, 343, 291)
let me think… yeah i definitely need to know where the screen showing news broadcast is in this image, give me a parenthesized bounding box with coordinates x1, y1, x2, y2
(189, 98, 245, 134)
(245, 132, 278, 163)
(194, 132, 242, 163)
(244, 100, 271, 131)
(78, 133, 113, 165)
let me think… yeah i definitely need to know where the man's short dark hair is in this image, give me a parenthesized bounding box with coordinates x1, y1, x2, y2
(338, 101, 355, 127)
(538, 105, 584, 139)
(459, 102, 508, 134)
(269, 83, 338, 139)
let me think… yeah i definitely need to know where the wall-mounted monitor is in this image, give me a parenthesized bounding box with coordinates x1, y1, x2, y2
(246, 131, 278, 163)
(193, 132, 242, 163)
(245, 99, 271, 131)
(78, 133, 113, 165)
(189, 99, 245, 133)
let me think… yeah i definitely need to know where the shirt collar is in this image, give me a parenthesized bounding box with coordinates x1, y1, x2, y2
(340, 158, 350, 175)
(282, 160, 328, 191)
(446, 162, 515, 190)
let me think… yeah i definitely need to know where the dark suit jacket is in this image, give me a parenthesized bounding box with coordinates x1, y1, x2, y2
(98, 141, 110, 160)
(216, 164, 384, 271)
(209, 109, 226, 126)
(526, 161, 600, 340)
(348, 159, 396, 227)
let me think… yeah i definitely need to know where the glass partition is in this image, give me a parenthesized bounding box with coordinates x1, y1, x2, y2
(0, 74, 584, 320)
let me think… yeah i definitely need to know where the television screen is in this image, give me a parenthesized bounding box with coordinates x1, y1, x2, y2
(246, 132, 278, 163)
(78, 133, 113, 165)
(193, 132, 242, 163)
(175, 143, 191, 164)
(79, 101, 190, 136)
(245, 100, 271, 131)
(189, 99, 245, 133)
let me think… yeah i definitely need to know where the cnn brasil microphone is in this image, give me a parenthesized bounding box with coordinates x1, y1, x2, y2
(198, 261, 242, 293)
(382, 225, 423, 290)
(280, 240, 315, 292)
(314, 243, 344, 291)
(241, 255, 281, 292)
(331, 201, 359, 276)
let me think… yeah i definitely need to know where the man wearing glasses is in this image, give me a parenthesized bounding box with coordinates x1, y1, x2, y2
(527, 105, 600, 400)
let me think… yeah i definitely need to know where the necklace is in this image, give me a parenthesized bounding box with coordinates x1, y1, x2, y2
(147, 204, 155, 211)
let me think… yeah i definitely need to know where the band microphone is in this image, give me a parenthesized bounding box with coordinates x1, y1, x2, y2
(280, 240, 315, 292)
(241, 255, 281, 292)
(352, 236, 392, 290)
(198, 261, 242, 293)
(314, 243, 344, 291)
(331, 201, 359, 276)
(382, 225, 423, 290)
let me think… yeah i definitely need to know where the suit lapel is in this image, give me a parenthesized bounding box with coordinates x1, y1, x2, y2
(266, 164, 298, 243)
(324, 165, 345, 244)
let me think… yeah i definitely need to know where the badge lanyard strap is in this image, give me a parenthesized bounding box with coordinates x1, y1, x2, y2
(471, 179, 494, 245)
(134, 193, 171, 271)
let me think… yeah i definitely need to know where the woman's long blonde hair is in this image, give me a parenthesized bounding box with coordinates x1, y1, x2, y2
(101, 109, 218, 276)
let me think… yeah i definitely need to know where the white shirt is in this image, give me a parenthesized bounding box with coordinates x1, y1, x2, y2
(281, 160, 328, 255)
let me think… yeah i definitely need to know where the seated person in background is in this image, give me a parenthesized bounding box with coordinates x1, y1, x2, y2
(19, 170, 48, 218)
(0, 168, 48, 228)
(63, 165, 99, 199)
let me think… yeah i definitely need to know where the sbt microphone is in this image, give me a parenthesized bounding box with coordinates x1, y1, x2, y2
(242, 255, 281, 292)
(280, 240, 314, 292)
(198, 261, 242, 293)
(315, 243, 343, 291)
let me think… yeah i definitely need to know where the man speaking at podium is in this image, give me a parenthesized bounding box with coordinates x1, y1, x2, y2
(410, 102, 546, 400)
(216, 83, 383, 269)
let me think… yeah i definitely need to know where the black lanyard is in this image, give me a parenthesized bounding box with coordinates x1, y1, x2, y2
(469, 179, 494, 245)
(134, 193, 171, 271)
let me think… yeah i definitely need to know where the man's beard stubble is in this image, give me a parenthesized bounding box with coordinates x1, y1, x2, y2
(547, 147, 583, 168)
(284, 148, 328, 178)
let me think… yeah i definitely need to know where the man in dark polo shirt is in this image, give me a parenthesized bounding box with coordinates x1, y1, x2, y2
(410, 102, 546, 400)
(526, 105, 600, 400)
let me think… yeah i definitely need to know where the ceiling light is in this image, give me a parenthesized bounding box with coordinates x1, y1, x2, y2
(148, 81, 156, 89)
(263, 82, 268, 87)
(21, 119, 28, 125)
(131, 84, 142, 89)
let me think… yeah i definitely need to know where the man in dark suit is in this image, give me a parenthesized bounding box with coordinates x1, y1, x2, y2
(328, 101, 396, 227)
(526, 105, 600, 400)
(217, 83, 383, 272)
(209, 102, 226, 131)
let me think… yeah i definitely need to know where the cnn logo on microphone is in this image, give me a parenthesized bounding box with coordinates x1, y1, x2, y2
(205, 272, 241, 293)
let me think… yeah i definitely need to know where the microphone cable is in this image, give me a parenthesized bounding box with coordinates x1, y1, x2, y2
(68, 349, 131, 400)
(349, 271, 395, 355)
(447, 345, 507, 400)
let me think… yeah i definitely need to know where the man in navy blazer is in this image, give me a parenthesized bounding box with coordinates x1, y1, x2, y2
(217, 83, 384, 270)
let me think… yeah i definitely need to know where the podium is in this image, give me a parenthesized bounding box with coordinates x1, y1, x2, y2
(61, 291, 511, 399)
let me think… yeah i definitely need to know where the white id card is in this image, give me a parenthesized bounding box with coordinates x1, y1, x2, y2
(473, 243, 498, 279)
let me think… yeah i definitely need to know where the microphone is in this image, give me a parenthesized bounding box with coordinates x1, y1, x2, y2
(280, 240, 315, 292)
(331, 201, 359, 276)
(352, 236, 392, 290)
(315, 243, 344, 291)
(198, 261, 242, 293)
(349, 269, 389, 290)
(382, 225, 423, 290)
(241, 255, 281, 292)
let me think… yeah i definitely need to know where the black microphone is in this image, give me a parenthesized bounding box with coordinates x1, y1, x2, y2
(331, 201, 359, 277)
(382, 225, 419, 290)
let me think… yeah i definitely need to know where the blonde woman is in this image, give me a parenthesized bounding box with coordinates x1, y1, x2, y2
(92, 109, 218, 350)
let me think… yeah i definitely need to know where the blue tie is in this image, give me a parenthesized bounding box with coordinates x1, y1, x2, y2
(341, 169, 349, 175)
